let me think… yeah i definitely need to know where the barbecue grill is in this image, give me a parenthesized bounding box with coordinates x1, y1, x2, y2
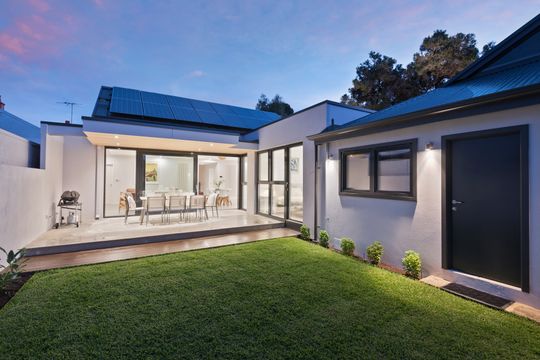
(55, 191, 82, 228)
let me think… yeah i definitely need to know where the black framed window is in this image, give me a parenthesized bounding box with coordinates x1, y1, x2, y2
(340, 139, 417, 200)
(256, 143, 303, 220)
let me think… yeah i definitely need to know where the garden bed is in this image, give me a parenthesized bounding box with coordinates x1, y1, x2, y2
(0, 272, 34, 309)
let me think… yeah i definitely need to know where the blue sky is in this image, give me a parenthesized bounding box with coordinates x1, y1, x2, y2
(1, 0, 539, 126)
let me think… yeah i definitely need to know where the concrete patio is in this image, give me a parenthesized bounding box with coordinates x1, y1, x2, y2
(26, 210, 283, 256)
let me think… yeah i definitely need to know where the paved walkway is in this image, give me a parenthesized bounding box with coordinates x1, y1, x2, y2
(421, 275, 540, 324)
(23, 228, 298, 272)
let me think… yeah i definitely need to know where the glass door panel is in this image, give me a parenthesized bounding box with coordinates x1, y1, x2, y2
(288, 145, 303, 222)
(105, 148, 136, 217)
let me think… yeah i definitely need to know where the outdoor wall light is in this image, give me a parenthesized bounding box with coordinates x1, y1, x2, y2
(425, 142, 434, 151)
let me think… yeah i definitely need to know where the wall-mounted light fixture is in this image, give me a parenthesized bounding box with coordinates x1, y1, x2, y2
(325, 143, 334, 159)
(425, 142, 434, 151)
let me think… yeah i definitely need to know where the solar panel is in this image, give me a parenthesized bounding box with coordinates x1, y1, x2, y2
(112, 87, 140, 101)
(190, 99, 214, 111)
(167, 96, 192, 108)
(195, 110, 226, 125)
(210, 103, 236, 114)
(141, 91, 169, 105)
(110, 98, 143, 116)
(106, 86, 280, 129)
(142, 102, 173, 119)
(170, 106, 201, 122)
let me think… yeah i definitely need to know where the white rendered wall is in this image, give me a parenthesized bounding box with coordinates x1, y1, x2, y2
(0, 129, 34, 167)
(62, 135, 97, 221)
(0, 132, 63, 261)
(321, 104, 540, 307)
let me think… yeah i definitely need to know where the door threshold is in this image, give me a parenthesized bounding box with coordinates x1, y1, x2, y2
(447, 270, 522, 292)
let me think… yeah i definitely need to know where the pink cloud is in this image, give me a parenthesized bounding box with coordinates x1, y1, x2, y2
(28, 0, 50, 12)
(0, 33, 25, 55)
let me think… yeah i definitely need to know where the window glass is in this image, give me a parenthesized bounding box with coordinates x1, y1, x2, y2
(258, 184, 269, 214)
(242, 156, 248, 183)
(346, 152, 370, 191)
(258, 153, 268, 181)
(271, 184, 285, 218)
(377, 148, 411, 192)
(272, 149, 285, 181)
(288, 145, 303, 221)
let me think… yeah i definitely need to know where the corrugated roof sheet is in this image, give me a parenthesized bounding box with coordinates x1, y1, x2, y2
(93, 86, 281, 131)
(0, 110, 41, 144)
(339, 57, 540, 129)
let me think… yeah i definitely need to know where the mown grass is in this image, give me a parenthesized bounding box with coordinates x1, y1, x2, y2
(1, 237, 539, 359)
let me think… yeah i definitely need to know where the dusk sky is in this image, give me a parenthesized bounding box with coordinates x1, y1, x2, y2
(1, 0, 539, 126)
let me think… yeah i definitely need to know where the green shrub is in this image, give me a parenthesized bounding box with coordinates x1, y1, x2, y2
(319, 230, 330, 248)
(299, 225, 310, 241)
(402, 250, 422, 279)
(366, 241, 384, 265)
(340, 238, 355, 256)
(0, 247, 25, 293)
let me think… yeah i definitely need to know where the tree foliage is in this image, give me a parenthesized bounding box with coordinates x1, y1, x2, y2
(256, 94, 294, 116)
(342, 30, 495, 110)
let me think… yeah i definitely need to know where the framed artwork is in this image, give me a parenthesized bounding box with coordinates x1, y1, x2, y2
(145, 162, 158, 182)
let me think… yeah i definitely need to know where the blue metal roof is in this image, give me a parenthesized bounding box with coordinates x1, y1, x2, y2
(0, 110, 41, 144)
(93, 86, 280, 131)
(340, 57, 540, 129)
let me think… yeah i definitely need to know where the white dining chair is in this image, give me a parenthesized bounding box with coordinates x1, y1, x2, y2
(206, 193, 219, 217)
(168, 195, 187, 223)
(145, 195, 166, 226)
(124, 193, 144, 224)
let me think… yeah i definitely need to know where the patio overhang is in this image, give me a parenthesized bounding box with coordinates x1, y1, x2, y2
(82, 117, 258, 154)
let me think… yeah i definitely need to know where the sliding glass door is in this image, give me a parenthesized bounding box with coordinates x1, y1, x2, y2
(240, 156, 248, 210)
(104, 148, 137, 217)
(257, 143, 303, 222)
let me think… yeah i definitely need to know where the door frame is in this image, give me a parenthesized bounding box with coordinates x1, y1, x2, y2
(441, 125, 529, 292)
(255, 142, 303, 222)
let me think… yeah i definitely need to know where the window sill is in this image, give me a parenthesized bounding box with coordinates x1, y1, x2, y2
(339, 191, 416, 202)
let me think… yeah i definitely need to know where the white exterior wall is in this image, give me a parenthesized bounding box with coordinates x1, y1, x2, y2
(62, 135, 97, 222)
(0, 132, 63, 261)
(321, 104, 540, 307)
(0, 129, 35, 167)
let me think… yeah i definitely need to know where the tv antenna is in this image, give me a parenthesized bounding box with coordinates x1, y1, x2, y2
(57, 101, 81, 123)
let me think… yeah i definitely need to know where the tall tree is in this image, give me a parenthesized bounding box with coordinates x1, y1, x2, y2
(256, 94, 294, 116)
(342, 30, 493, 110)
(412, 30, 479, 91)
(342, 52, 419, 110)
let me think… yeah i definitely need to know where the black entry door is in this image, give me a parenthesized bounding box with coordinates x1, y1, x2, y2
(445, 127, 527, 288)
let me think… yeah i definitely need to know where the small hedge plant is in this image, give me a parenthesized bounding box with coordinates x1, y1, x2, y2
(340, 238, 355, 256)
(366, 241, 384, 265)
(402, 250, 422, 279)
(319, 230, 329, 248)
(299, 224, 310, 241)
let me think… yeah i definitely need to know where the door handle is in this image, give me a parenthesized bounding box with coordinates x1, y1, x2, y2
(452, 200, 464, 205)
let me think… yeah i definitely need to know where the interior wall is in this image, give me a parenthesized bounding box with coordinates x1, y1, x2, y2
(322, 104, 540, 308)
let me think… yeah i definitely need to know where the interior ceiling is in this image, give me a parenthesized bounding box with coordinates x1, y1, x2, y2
(84, 131, 254, 155)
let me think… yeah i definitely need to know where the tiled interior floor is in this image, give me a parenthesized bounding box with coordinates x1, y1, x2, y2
(27, 209, 281, 248)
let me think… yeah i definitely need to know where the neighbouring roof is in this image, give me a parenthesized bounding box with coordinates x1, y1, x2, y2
(0, 109, 41, 144)
(310, 13, 540, 141)
(89, 86, 281, 132)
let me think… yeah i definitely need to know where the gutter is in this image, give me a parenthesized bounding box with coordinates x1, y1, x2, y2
(307, 83, 540, 143)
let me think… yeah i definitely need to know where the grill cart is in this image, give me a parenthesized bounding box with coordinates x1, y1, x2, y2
(55, 191, 82, 228)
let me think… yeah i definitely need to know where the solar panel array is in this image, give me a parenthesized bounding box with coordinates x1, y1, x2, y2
(108, 87, 280, 129)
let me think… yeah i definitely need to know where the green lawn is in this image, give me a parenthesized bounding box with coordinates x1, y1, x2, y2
(1, 237, 539, 359)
